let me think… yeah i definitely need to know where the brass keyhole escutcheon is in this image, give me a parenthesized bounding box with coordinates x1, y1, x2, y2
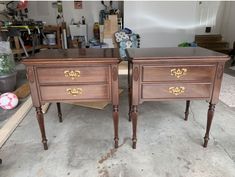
(170, 68, 187, 79)
(169, 86, 185, 96)
(64, 70, 80, 80)
(66, 88, 83, 96)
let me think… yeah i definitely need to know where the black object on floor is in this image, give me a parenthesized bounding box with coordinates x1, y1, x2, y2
(229, 41, 235, 66)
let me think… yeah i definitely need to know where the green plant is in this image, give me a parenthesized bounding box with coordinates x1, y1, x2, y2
(0, 53, 16, 76)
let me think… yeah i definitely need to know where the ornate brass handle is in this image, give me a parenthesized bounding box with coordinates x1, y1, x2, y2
(170, 68, 187, 79)
(66, 88, 83, 96)
(64, 70, 80, 80)
(169, 86, 185, 96)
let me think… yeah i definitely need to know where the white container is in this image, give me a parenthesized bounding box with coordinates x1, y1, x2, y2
(46, 33, 56, 45)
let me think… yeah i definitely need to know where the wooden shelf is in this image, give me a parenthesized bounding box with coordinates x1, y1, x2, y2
(118, 61, 128, 75)
(41, 45, 60, 49)
(11, 23, 67, 57)
(12, 45, 43, 55)
(43, 25, 62, 49)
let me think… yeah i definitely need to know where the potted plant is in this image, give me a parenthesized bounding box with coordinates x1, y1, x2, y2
(0, 41, 17, 93)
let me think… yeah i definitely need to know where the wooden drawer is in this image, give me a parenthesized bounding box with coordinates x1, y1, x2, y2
(37, 66, 109, 84)
(142, 83, 212, 99)
(39, 84, 110, 101)
(142, 65, 216, 82)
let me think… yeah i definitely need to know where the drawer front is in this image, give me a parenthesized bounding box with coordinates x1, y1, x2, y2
(142, 65, 216, 82)
(142, 83, 211, 99)
(37, 66, 109, 84)
(40, 84, 110, 101)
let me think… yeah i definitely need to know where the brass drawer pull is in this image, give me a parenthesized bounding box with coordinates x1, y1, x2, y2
(169, 86, 185, 96)
(170, 68, 187, 79)
(66, 88, 83, 96)
(64, 70, 80, 80)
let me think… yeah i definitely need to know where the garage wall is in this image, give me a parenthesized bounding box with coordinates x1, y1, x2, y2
(27, 1, 119, 40)
(195, 1, 225, 35)
(0, 4, 6, 21)
(62, 1, 119, 41)
(27, 1, 231, 47)
(124, 1, 225, 48)
(221, 1, 235, 48)
(27, 1, 58, 25)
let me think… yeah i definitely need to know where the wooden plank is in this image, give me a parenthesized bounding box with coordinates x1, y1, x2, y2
(0, 96, 33, 148)
(13, 83, 30, 99)
(42, 103, 50, 114)
(118, 61, 128, 75)
(69, 101, 108, 110)
(12, 45, 42, 55)
(13, 36, 20, 50)
(68, 89, 123, 110)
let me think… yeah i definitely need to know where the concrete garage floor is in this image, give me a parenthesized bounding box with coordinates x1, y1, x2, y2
(0, 76, 235, 177)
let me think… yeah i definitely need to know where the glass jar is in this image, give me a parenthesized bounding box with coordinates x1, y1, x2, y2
(93, 22, 100, 40)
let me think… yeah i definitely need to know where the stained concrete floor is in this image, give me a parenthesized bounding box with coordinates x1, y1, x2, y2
(0, 75, 235, 177)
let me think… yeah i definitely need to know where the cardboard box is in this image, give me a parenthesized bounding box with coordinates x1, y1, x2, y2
(103, 15, 118, 48)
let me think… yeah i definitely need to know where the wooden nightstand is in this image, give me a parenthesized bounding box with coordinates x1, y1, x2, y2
(126, 47, 229, 149)
(23, 48, 120, 150)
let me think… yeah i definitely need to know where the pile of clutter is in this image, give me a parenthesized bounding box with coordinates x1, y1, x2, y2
(114, 28, 140, 59)
(0, 41, 18, 110)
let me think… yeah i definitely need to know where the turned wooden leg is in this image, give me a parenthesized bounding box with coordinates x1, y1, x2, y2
(128, 62, 132, 122)
(131, 105, 138, 149)
(36, 107, 48, 150)
(56, 103, 62, 122)
(128, 88, 132, 122)
(113, 105, 119, 148)
(184, 100, 190, 121)
(203, 103, 215, 148)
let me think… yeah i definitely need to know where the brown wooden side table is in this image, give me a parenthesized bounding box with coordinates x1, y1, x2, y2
(126, 47, 229, 149)
(23, 48, 120, 150)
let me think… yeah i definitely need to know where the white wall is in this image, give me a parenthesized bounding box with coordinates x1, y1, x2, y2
(221, 1, 235, 48)
(62, 1, 118, 41)
(0, 4, 6, 21)
(27, 1, 58, 25)
(124, 1, 225, 48)
(0, 4, 5, 12)
(22, 1, 234, 48)
(27, 1, 119, 40)
(195, 1, 225, 34)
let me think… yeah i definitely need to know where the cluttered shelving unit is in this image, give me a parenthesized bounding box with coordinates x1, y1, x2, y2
(0, 23, 44, 59)
(0, 22, 67, 61)
(42, 24, 67, 49)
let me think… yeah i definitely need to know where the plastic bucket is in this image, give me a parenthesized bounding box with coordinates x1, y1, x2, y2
(46, 34, 56, 45)
(0, 71, 17, 93)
